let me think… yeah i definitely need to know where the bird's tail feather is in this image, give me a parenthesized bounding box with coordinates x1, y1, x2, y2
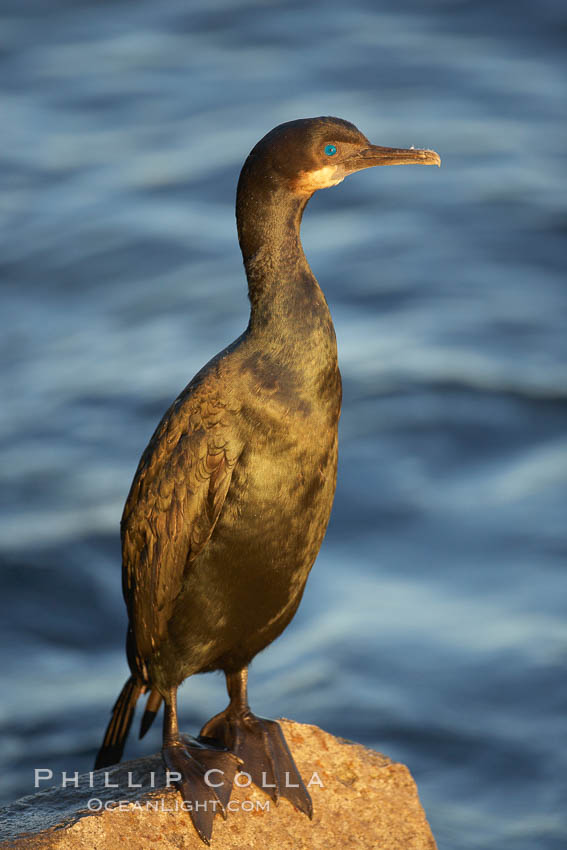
(139, 688, 163, 739)
(94, 676, 143, 769)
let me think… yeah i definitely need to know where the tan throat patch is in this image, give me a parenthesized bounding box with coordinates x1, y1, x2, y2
(291, 165, 344, 196)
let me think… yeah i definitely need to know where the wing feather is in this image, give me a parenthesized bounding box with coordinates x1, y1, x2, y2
(121, 391, 240, 674)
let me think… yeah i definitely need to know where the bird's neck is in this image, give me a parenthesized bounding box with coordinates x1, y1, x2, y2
(236, 183, 329, 334)
(236, 177, 340, 409)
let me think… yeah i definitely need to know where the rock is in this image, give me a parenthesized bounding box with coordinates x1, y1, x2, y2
(0, 720, 437, 849)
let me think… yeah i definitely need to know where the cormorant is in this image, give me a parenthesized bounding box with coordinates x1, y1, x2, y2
(95, 116, 440, 844)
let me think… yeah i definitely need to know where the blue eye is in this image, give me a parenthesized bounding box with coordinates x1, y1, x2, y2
(324, 144, 337, 156)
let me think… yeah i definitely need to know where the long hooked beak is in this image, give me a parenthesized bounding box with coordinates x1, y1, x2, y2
(348, 144, 441, 171)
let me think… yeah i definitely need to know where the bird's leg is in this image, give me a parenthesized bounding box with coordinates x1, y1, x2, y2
(161, 686, 241, 845)
(199, 668, 312, 818)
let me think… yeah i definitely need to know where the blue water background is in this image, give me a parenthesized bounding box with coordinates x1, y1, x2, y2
(1, 1, 566, 847)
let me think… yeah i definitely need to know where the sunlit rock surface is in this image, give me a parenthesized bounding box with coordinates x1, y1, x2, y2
(0, 721, 437, 849)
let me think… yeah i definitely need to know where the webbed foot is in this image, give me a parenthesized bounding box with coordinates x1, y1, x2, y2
(200, 669, 312, 817)
(161, 687, 241, 844)
(162, 735, 241, 845)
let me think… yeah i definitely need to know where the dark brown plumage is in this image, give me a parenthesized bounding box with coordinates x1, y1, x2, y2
(95, 116, 440, 843)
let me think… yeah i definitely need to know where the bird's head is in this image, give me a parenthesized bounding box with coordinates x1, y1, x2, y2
(240, 116, 440, 199)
